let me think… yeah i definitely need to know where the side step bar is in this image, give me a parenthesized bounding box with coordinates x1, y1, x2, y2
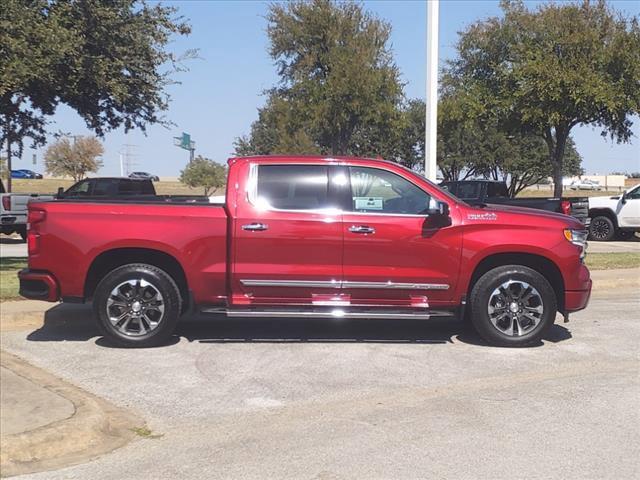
(200, 308, 456, 320)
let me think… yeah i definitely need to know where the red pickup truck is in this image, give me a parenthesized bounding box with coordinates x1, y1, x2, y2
(19, 156, 591, 348)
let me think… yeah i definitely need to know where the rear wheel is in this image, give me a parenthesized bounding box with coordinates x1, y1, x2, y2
(469, 265, 557, 347)
(589, 216, 615, 241)
(93, 263, 182, 348)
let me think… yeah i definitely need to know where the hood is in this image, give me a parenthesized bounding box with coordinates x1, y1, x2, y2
(467, 203, 583, 228)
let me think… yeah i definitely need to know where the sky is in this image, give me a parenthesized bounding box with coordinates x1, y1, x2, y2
(15, 0, 640, 177)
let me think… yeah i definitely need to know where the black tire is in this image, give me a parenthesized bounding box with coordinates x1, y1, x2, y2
(18, 227, 27, 242)
(469, 265, 557, 347)
(589, 216, 615, 241)
(93, 263, 182, 348)
(616, 230, 634, 241)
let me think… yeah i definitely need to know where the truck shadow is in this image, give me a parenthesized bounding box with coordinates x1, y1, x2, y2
(25, 304, 572, 348)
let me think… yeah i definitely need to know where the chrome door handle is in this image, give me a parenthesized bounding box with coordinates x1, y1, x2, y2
(349, 225, 375, 234)
(242, 223, 269, 231)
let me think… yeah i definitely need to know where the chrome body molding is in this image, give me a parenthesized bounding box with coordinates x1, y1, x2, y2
(240, 279, 449, 290)
(203, 308, 456, 320)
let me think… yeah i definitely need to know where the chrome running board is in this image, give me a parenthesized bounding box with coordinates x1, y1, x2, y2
(201, 308, 456, 320)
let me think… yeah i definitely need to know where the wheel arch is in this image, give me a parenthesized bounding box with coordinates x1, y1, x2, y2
(467, 252, 565, 312)
(84, 248, 189, 306)
(588, 208, 618, 228)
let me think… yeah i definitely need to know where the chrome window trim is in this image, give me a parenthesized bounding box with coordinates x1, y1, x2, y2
(245, 162, 441, 218)
(240, 279, 449, 290)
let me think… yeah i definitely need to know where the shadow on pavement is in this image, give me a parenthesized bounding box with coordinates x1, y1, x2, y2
(0, 237, 25, 245)
(25, 303, 571, 348)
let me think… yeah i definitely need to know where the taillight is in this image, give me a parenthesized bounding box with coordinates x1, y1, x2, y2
(561, 200, 571, 216)
(28, 233, 40, 256)
(27, 209, 46, 229)
(1, 196, 10, 211)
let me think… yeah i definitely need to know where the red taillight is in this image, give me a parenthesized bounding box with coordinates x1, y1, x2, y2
(27, 209, 46, 229)
(561, 200, 571, 215)
(28, 233, 40, 256)
(1, 196, 10, 211)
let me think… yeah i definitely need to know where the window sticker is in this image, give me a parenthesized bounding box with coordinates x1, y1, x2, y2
(354, 197, 384, 210)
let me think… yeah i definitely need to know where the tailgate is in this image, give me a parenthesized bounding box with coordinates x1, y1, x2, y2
(569, 197, 589, 225)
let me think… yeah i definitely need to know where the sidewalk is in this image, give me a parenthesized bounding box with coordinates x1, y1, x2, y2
(0, 351, 141, 478)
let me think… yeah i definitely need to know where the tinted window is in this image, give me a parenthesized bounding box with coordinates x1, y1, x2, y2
(456, 183, 481, 200)
(119, 180, 154, 195)
(65, 180, 91, 196)
(349, 167, 431, 215)
(256, 165, 330, 210)
(486, 182, 509, 198)
(92, 179, 118, 196)
(627, 185, 640, 200)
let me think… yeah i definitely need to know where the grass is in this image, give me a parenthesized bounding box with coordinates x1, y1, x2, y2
(0, 257, 26, 301)
(8, 178, 220, 196)
(585, 252, 640, 270)
(130, 426, 164, 439)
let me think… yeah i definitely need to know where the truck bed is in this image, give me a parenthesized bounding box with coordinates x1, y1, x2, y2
(27, 200, 229, 305)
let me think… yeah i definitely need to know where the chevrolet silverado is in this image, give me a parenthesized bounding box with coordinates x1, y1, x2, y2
(19, 156, 592, 348)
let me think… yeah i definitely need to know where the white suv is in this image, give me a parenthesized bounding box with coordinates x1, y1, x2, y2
(588, 184, 640, 241)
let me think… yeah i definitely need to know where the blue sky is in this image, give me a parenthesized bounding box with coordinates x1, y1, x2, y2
(16, 0, 640, 177)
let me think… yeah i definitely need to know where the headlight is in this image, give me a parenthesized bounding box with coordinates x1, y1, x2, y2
(564, 229, 588, 259)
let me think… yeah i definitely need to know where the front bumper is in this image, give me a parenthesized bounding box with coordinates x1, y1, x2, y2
(18, 269, 60, 302)
(565, 279, 592, 313)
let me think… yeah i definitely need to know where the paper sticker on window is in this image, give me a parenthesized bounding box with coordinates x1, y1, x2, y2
(354, 197, 383, 210)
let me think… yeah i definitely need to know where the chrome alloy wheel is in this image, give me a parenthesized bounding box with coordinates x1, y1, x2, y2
(487, 280, 544, 337)
(106, 279, 165, 336)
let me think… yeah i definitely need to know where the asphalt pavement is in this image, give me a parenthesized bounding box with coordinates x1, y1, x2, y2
(1, 277, 638, 480)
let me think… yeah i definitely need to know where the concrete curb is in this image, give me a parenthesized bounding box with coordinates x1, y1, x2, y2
(0, 351, 141, 478)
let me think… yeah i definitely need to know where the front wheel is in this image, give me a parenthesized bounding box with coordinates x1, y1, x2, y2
(589, 216, 615, 241)
(93, 263, 182, 348)
(469, 265, 557, 347)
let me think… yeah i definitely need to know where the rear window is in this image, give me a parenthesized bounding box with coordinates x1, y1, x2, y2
(119, 180, 154, 195)
(456, 183, 481, 200)
(92, 179, 119, 196)
(256, 165, 330, 210)
(487, 182, 509, 198)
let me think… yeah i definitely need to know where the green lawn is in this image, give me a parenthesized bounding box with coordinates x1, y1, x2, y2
(0, 257, 26, 301)
(585, 252, 640, 271)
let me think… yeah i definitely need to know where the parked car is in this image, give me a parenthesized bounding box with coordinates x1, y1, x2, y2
(588, 184, 640, 241)
(58, 177, 156, 199)
(1, 180, 54, 240)
(129, 171, 160, 181)
(15, 169, 43, 179)
(10, 170, 32, 179)
(20, 156, 591, 348)
(439, 180, 589, 225)
(569, 179, 601, 191)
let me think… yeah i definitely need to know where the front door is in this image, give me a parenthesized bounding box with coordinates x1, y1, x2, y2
(341, 166, 461, 310)
(231, 162, 344, 307)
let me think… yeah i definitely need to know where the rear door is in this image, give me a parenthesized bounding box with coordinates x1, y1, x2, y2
(230, 162, 345, 307)
(341, 166, 461, 309)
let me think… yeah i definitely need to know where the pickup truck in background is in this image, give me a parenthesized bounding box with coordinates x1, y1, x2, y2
(20, 156, 592, 348)
(588, 184, 640, 241)
(440, 179, 589, 225)
(1, 180, 53, 240)
(58, 177, 156, 199)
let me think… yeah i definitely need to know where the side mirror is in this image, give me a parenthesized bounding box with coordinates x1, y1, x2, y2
(56, 187, 64, 199)
(428, 199, 450, 217)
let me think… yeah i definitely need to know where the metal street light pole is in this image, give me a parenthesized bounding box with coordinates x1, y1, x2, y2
(425, 0, 439, 181)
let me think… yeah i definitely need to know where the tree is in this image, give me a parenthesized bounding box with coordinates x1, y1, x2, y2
(0, 0, 193, 191)
(179, 156, 226, 196)
(235, 0, 404, 158)
(44, 136, 104, 181)
(448, 0, 640, 197)
(0, 157, 7, 180)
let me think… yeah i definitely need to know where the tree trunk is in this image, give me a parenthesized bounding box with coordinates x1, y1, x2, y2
(543, 126, 568, 198)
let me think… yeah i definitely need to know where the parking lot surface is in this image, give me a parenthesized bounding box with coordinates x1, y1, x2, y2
(1, 286, 639, 480)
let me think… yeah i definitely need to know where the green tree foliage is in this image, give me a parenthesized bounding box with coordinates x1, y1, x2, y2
(44, 136, 104, 181)
(448, 0, 640, 196)
(234, 0, 404, 159)
(437, 90, 582, 195)
(0, 0, 193, 190)
(179, 156, 227, 196)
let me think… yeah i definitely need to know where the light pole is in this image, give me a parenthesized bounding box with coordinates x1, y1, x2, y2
(425, 0, 439, 181)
